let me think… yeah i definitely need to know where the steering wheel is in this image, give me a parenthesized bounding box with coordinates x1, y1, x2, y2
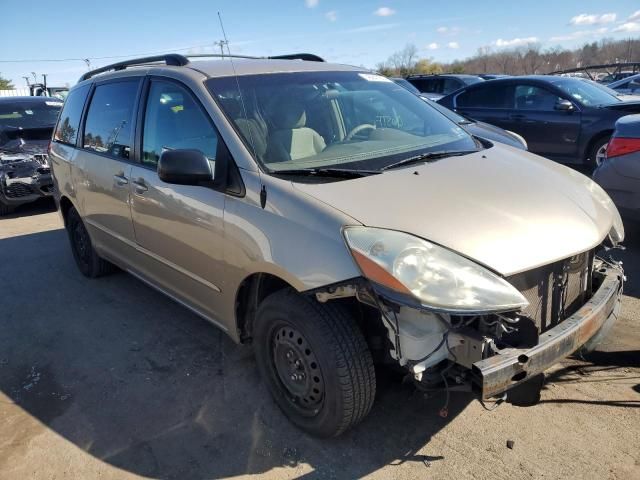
(345, 123, 376, 141)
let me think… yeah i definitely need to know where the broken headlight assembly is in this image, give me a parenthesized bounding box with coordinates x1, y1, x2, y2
(610, 207, 625, 245)
(343, 227, 529, 314)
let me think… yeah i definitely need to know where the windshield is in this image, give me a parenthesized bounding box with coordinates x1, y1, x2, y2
(0, 101, 62, 129)
(206, 71, 476, 173)
(550, 78, 620, 106)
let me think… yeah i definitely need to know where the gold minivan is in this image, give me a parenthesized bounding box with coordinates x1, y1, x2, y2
(50, 54, 625, 437)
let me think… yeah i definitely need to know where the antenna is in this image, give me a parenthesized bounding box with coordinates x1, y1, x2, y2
(217, 12, 261, 175)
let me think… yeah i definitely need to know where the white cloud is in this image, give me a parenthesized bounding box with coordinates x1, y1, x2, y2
(305, 0, 318, 8)
(569, 13, 616, 26)
(613, 21, 640, 33)
(427, 42, 439, 50)
(448, 42, 460, 49)
(549, 28, 608, 42)
(494, 36, 539, 47)
(373, 7, 396, 17)
(325, 10, 337, 22)
(343, 23, 400, 34)
(436, 26, 460, 35)
(629, 10, 640, 21)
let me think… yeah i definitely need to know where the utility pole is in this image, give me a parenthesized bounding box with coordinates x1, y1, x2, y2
(214, 40, 228, 58)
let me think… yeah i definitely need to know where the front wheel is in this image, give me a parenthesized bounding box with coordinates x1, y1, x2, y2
(588, 137, 610, 170)
(254, 289, 376, 437)
(0, 199, 15, 216)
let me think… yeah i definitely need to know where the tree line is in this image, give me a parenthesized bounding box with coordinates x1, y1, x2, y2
(377, 37, 640, 77)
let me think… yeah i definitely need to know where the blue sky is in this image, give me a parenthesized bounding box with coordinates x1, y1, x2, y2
(1, 0, 639, 88)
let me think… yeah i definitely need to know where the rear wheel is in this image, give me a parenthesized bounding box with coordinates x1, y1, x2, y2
(66, 206, 115, 278)
(254, 289, 376, 437)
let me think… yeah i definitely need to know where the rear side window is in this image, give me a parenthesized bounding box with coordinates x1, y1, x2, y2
(407, 78, 441, 94)
(442, 78, 462, 94)
(54, 84, 90, 145)
(457, 84, 513, 109)
(83, 81, 139, 159)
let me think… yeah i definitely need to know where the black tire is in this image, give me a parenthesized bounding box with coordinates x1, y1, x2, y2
(0, 200, 15, 216)
(254, 288, 376, 437)
(588, 136, 610, 170)
(66, 206, 115, 278)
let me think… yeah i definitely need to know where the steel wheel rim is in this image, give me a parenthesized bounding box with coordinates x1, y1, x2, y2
(271, 324, 325, 417)
(72, 219, 90, 264)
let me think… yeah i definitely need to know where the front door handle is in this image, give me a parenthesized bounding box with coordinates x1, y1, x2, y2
(132, 178, 148, 194)
(114, 173, 128, 187)
(509, 114, 526, 120)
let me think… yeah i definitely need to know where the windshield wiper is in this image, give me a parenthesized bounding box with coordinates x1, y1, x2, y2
(272, 167, 380, 178)
(381, 150, 478, 171)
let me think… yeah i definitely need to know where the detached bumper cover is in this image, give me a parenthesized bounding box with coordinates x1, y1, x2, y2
(473, 266, 623, 398)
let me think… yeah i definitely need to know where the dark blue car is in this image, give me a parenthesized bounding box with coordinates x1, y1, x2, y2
(438, 75, 640, 168)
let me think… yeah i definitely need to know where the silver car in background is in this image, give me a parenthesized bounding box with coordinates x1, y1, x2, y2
(50, 54, 625, 437)
(593, 114, 640, 222)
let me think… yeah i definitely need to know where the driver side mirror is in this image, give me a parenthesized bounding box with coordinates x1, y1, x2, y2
(554, 99, 575, 112)
(157, 149, 213, 185)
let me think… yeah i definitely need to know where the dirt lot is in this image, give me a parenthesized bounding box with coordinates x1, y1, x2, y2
(0, 201, 638, 480)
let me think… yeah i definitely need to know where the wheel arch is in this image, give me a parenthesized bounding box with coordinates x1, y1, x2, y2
(234, 272, 297, 344)
(59, 195, 75, 227)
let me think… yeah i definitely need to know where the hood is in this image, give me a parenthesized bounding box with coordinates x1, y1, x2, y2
(464, 121, 525, 149)
(293, 145, 616, 276)
(603, 101, 640, 113)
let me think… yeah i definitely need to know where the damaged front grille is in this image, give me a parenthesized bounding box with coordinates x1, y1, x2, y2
(4, 182, 35, 198)
(507, 251, 593, 332)
(33, 154, 48, 166)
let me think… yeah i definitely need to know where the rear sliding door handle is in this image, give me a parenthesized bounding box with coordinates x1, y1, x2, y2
(510, 114, 526, 120)
(132, 178, 149, 194)
(113, 174, 128, 186)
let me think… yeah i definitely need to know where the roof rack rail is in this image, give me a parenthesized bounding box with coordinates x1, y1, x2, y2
(79, 54, 190, 82)
(186, 53, 325, 62)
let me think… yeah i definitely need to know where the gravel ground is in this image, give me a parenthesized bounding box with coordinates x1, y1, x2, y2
(0, 200, 638, 480)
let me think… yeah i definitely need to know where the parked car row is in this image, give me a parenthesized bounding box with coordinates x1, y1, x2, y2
(44, 53, 625, 437)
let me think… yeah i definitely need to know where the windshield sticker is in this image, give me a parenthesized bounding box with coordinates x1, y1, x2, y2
(46, 101, 64, 107)
(358, 73, 392, 83)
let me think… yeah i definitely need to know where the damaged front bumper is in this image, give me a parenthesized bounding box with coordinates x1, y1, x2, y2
(473, 264, 623, 398)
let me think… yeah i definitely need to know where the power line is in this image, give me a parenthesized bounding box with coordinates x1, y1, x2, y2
(0, 43, 218, 63)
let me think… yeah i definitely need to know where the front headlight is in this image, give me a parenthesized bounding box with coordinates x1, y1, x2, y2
(344, 227, 528, 314)
(610, 207, 625, 244)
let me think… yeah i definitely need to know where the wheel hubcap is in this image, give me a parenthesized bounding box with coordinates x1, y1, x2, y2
(272, 325, 325, 415)
(595, 143, 607, 167)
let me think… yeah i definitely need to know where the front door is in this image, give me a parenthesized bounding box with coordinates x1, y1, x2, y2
(73, 79, 141, 264)
(129, 78, 227, 323)
(509, 84, 581, 159)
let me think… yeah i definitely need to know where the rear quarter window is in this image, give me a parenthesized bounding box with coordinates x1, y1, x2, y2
(457, 84, 513, 109)
(54, 84, 90, 145)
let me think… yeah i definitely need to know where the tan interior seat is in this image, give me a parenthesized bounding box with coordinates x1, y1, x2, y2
(266, 99, 326, 162)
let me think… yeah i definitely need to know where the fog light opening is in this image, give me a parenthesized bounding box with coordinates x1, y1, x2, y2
(517, 354, 529, 365)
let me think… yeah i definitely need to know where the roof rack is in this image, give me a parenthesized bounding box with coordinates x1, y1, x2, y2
(186, 53, 325, 62)
(78, 52, 326, 82)
(79, 54, 189, 82)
